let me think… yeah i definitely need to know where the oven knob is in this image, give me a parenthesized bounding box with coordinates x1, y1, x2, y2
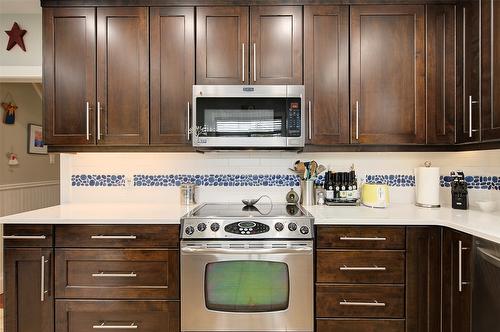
(275, 222, 284, 232)
(288, 222, 297, 232)
(197, 223, 207, 232)
(300, 226, 310, 235)
(210, 223, 220, 232)
(185, 226, 195, 236)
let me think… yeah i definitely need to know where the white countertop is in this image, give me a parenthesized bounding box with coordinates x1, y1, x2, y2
(1, 202, 500, 243)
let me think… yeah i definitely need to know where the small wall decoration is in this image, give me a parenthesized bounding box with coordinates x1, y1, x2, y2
(1, 101, 17, 124)
(5, 22, 27, 51)
(7, 153, 19, 166)
(28, 124, 47, 155)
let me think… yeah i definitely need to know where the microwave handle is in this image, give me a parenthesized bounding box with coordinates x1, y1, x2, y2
(308, 100, 312, 140)
(181, 246, 313, 255)
(187, 102, 191, 140)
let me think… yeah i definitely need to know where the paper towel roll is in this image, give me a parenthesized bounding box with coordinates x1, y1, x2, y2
(415, 166, 441, 207)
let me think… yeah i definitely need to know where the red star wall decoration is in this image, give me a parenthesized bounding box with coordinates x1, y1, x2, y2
(5, 22, 27, 52)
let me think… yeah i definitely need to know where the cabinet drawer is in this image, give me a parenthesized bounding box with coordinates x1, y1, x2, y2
(55, 249, 179, 299)
(317, 250, 405, 283)
(55, 225, 179, 248)
(316, 319, 404, 332)
(316, 284, 404, 318)
(317, 226, 405, 249)
(3, 225, 53, 247)
(56, 300, 179, 332)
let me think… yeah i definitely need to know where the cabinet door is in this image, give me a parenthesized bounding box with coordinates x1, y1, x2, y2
(457, 0, 481, 143)
(43, 8, 96, 146)
(150, 7, 195, 145)
(442, 228, 473, 332)
(250, 6, 303, 85)
(97, 7, 149, 145)
(4, 248, 54, 332)
(427, 5, 456, 144)
(304, 6, 349, 145)
(350, 5, 425, 144)
(196, 7, 249, 85)
(481, 0, 500, 141)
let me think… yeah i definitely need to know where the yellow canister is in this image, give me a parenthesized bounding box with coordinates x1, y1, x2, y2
(361, 183, 390, 208)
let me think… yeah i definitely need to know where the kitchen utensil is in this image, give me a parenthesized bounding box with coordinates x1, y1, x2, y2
(361, 183, 390, 208)
(451, 171, 468, 210)
(242, 195, 271, 207)
(415, 161, 441, 208)
(300, 180, 315, 206)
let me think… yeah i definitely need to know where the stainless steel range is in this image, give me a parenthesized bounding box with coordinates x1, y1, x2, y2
(180, 203, 314, 332)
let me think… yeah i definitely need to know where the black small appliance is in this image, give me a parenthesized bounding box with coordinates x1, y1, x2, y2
(451, 171, 468, 210)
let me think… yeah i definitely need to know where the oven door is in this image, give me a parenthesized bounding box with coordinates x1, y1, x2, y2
(180, 241, 313, 332)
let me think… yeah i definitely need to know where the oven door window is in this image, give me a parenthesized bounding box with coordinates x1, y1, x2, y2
(195, 97, 301, 138)
(205, 260, 289, 312)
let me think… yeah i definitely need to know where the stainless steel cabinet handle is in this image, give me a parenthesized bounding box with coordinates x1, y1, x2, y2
(340, 265, 387, 271)
(242, 43, 245, 82)
(253, 43, 257, 82)
(458, 240, 469, 292)
(97, 101, 102, 141)
(339, 236, 387, 241)
(468, 95, 479, 138)
(187, 101, 191, 140)
(86, 101, 90, 141)
(3, 235, 47, 240)
(308, 100, 312, 140)
(92, 272, 137, 278)
(355, 100, 360, 140)
(91, 235, 137, 240)
(40, 255, 48, 302)
(339, 300, 386, 307)
(93, 322, 138, 329)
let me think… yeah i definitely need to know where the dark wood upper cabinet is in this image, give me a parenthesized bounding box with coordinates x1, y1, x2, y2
(481, 0, 500, 141)
(96, 7, 149, 145)
(426, 5, 456, 145)
(442, 228, 473, 332)
(350, 5, 426, 145)
(4, 248, 54, 332)
(43, 8, 96, 146)
(151, 7, 195, 145)
(250, 6, 303, 85)
(457, 0, 481, 143)
(196, 6, 249, 85)
(304, 6, 349, 145)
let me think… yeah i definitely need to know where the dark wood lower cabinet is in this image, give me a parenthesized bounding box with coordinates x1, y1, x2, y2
(316, 319, 405, 332)
(55, 300, 179, 332)
(4, 248, 54, 332)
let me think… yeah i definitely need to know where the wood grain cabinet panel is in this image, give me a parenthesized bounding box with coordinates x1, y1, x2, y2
(43, 8, 96, 146)
(316, 319, 405, 332)
(55, 249, 179, 299)
(55, 300, 179, 332)
(150, 7, 195, 145)
(481, 0, 500, 141)
(96, 7, 149, 145)
(3, 225, 53, 248)
(317, 250, 405, 284)
(304, 5, 349, 145)
(316, 284, 405, 318)
(4, 248, 54, 332)
(350, 5, 426, 144)
(426, 5, 456, 144)
(196, 6, 249, 85)
(316, 226, 406, 250)
(250, 6, 302, 85)
(457, 0, 481, 143)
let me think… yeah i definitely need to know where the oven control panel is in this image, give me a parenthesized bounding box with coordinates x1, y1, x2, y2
(224, 221, 270, 235)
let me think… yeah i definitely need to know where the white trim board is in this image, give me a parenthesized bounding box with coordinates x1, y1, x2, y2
(0, 66, 42, 83)
(0, 180, 60, 191)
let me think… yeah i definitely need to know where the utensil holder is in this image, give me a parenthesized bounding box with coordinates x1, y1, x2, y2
(300, 180, 315, 206)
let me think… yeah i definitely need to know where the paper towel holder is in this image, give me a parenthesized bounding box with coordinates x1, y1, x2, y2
(415, 161, 441, 208)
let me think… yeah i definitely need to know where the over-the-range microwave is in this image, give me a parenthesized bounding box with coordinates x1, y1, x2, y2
(192, 85, 305, 149)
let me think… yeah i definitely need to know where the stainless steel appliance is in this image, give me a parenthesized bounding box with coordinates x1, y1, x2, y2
(180, 203, 314, 332)
(472, 237, 500, 331)
(192, 85, 305, 148)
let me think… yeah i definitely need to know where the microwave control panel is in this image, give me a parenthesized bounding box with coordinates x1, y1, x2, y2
(287, 100, 301, 137)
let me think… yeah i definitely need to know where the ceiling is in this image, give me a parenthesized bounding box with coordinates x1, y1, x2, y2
(0, 0, 41, 14)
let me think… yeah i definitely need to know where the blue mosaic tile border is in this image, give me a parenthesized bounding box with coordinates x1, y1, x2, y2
(133, 174, 301, 187)
(71, 174, 125, 187)
(441, 175, 500, 190)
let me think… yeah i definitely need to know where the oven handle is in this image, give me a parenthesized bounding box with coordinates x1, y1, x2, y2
(180, 246, 313, 255)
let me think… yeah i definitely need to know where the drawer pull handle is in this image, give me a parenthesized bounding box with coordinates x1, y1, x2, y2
(339, 299, 386, 307)
(339, 236, 387, 241)
(3, 235, 47, 240)
(340, 265, 387, 271)
(92, 272, 137, 278)
(93, 322, 138, 329)
(91, 235, 137, 240)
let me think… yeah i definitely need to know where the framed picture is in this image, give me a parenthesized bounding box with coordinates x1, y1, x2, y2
(28, 124, 47, 154)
